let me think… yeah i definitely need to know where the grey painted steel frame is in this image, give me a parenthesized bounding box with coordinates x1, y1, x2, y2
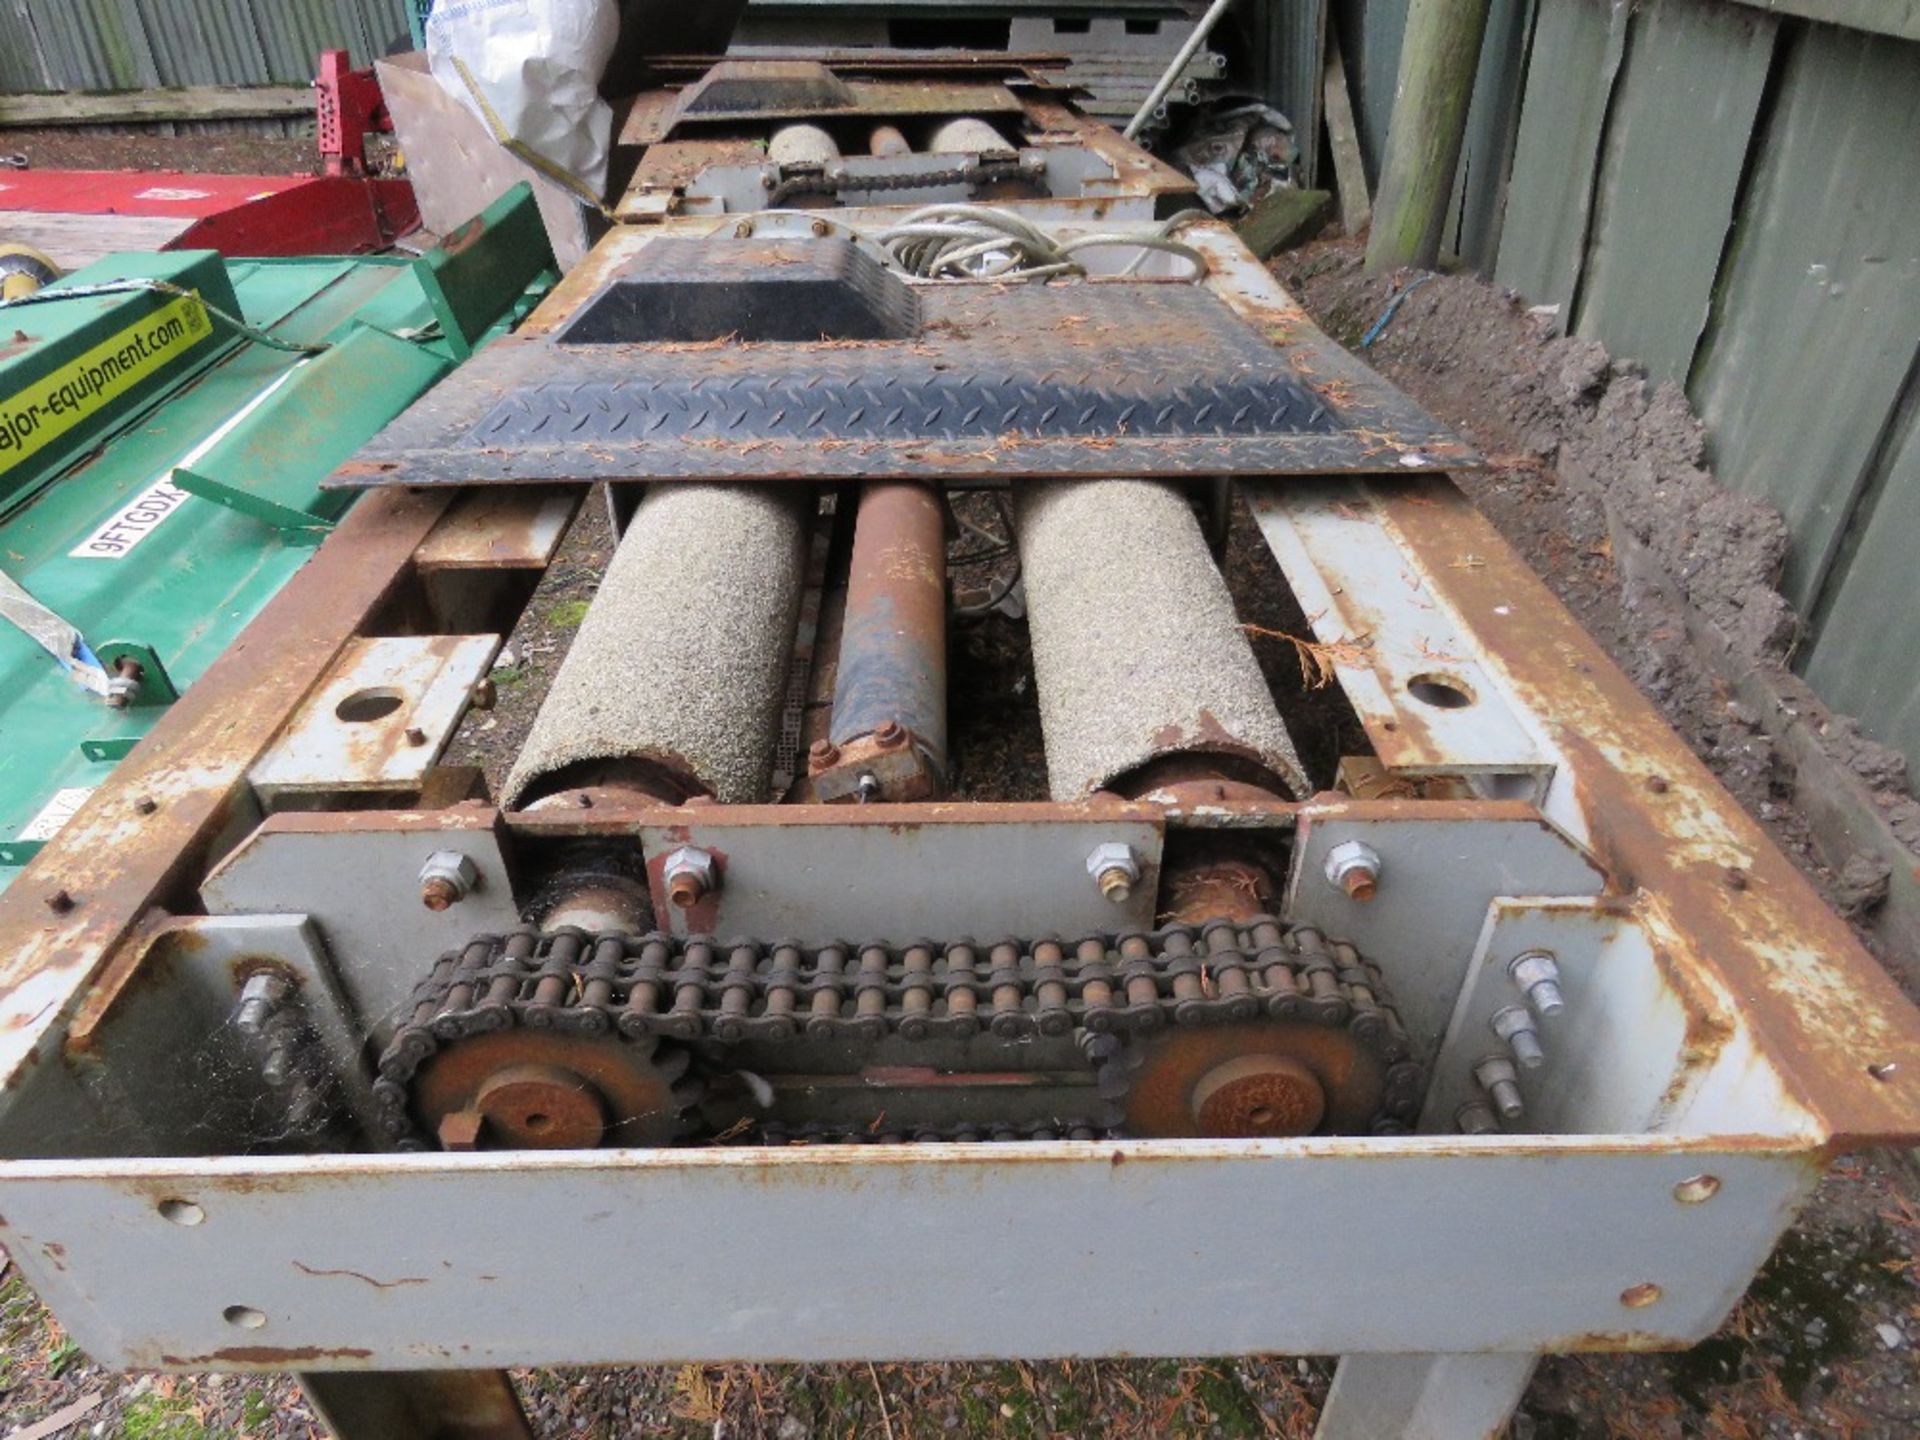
(0, 244, 1917, 1440)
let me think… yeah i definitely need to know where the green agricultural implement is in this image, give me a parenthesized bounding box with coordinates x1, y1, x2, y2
(0, 184, 556, 885)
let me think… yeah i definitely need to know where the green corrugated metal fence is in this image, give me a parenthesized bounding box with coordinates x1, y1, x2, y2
(0, 0, 413, 93)
(1341, 0, 1920, 770)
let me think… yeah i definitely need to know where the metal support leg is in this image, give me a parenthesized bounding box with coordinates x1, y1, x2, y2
(299, 1369, 532, 1440)
(1314, 1353, 1537, 1440)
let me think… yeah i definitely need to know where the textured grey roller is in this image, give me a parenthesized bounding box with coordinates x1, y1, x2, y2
(1015, 479, 1308, 801)
(503, 484, 809, 807)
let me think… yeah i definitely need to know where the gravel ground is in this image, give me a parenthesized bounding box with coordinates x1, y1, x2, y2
(1, 133, 1915, 1434)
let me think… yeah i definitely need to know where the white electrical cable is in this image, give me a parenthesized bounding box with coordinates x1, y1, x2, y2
(867, 204, 1211, 283)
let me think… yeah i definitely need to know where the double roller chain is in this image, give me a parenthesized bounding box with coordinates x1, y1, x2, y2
(373, 917, 1423, 1149)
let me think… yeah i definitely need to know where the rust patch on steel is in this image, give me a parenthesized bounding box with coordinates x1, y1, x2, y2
(160, 1346, 374, 1366)
(1375, 478, 1920, 1146)
(415, 486, 581, 571)
(1124, 1023, 1385, 1139)
(291, 1262, 428, 1289)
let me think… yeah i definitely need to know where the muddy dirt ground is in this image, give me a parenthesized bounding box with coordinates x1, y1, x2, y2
(0, 124, 1914, 1437)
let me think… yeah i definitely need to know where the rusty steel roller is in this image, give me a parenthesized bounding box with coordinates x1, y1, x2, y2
(503, 483, 810, 808)
(1015, 478, 1309, 802)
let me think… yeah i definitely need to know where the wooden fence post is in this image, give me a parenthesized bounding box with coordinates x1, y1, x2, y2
(1364, 0, 1493, 272)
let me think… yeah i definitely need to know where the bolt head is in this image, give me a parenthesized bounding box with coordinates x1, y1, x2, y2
(873, 719, 908, 749)
(417, 849, 479, 909)
(1324, 840, 1381, 901)
(662, 846, 717, 909)
(1508, 952, 1566, 1016)
(1085, 843, 1140, 903)
(45, 888, 74, 913)
(808, 738, 841, 770)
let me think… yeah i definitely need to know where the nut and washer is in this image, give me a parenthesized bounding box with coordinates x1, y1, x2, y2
(1509, 951, 1567, 1017)
(1473, 1055, 1525, 1122)
(1085, 843, 1141, 905)
(418, 850, 480, 911)
(663, 846, 717, 909)
(1490, 1005, 1546, 1070)
(1323, 840, 1381, 901)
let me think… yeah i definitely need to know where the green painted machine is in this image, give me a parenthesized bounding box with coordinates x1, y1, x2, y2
(0, 184, 556, 884)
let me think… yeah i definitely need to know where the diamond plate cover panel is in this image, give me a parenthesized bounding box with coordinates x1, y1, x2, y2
(339, 257, 1476, 488)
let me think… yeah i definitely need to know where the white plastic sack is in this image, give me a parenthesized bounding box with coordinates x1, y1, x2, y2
(426, 0, 620, 200)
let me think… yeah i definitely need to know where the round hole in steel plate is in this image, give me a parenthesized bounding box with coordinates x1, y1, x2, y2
(1408, 673, 1477, 709)
(335, 687, 406, 724)
(1619, 1283, 1663, 1309)
(1867, 1062, 1897, 1082)
(157, 1198, 205, 1226)
(223, 1305, 268, 1330)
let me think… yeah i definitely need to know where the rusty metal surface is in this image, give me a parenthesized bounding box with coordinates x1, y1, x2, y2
(413, 488, 579, 573)
(816, 482, 947, 800)
(0, 487, 455, 1098)
(412, 1028, 688, 1151)
(1247, 481, 1552, 793)
(1356, 478, 1920, 1146)
(373, 913, 1416, 1148)
(1123, 1022, 1386, 1139)
(248, 635, 499, 800)
(336, 221, 1477, 491)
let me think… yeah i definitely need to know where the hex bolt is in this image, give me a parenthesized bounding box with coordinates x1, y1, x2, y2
(873, 719, 907, 749)
(44, 888, 75, 914)
(404, 725, 429, 747)
(1508, 951, 1566, 1017)
(808, 738, 841, 770)
(418, 849, 480, 911)
(134, 795, 158, 815)
(1455, 1101, 1500, 1135)
(1323, 840, 1381, 901)
(1473, 1056, 1525, 1122)
(1086, 842, 1141, 905)
(233, 972, 292, 1037)
(663, 846, 717, 910)
(1491, 1005, 1546, 1070)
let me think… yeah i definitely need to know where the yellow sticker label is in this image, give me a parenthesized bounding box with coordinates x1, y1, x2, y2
(0, 292, 213, 477)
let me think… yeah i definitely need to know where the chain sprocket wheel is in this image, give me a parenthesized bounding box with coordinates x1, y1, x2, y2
(409, 1029, 696, 1151)
(1117, 1021, 1397, 1139)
